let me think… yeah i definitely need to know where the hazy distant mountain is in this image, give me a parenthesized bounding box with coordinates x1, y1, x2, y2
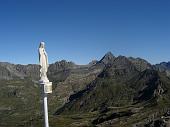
(0, 62, 39, 80)
(154, 62, 170, 77)
(154, 62, 170, 71)
(1, 53, 170, 127)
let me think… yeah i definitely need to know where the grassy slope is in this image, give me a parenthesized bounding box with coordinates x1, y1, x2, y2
(53, 70, 170, 126)
(1, 69, 170, 126)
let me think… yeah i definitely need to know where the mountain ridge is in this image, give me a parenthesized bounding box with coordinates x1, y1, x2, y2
(1, 52, 170, 126)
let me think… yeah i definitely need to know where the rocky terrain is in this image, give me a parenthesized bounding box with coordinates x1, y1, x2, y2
(1, 52, 170, 127)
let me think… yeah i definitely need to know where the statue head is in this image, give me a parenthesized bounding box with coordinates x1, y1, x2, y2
(39, 41, 45, 48)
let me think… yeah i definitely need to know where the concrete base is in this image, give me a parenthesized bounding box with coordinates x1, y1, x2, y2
(39, 81, 52, 94)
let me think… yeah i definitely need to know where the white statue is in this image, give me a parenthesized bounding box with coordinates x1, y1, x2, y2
(39, 42, 49, 82)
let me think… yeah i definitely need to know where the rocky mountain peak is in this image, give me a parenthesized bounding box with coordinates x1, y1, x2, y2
(98, 55, 138, 79)
(88, 60, 98, 66)
(99, 52, 115, 65)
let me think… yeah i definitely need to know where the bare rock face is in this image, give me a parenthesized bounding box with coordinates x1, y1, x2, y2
(154, 62, 170, 77)
(130, 69, 168, 102)
(99, 56, 138, 79)
(154, 62, 170, 71)
(128, 57, 152, 72)
(0, 63, 13, 80)
(15, 64, 40, 80)
(98, 52, 115, 65)
(154, 84, 164, 97)
(0, 62, 39, 80)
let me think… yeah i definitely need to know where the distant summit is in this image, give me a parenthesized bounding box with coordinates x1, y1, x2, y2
(155, 61, 170, 71)
(99, 51, 115, 65)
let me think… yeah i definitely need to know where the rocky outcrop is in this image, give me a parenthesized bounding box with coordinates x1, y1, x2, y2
(154, 62, 170, 77)
(128, 57, 152, 72)
(154, 62, 170, 72)
(98, 52, 115, 65)
(0, 62, 39, 80)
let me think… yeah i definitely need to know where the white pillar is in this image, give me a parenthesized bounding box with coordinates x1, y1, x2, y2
(43, 86, 49, 127)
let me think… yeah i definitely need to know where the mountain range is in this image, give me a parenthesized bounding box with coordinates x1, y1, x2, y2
(1, 52, 170, 127)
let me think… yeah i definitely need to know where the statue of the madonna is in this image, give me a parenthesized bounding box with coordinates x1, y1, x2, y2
(39, 42, 49, 82)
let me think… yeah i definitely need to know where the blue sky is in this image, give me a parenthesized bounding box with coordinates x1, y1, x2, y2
(0, 0, 169, 65)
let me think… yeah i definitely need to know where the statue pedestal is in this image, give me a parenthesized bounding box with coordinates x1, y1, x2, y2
(39, 81, 52, 94)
